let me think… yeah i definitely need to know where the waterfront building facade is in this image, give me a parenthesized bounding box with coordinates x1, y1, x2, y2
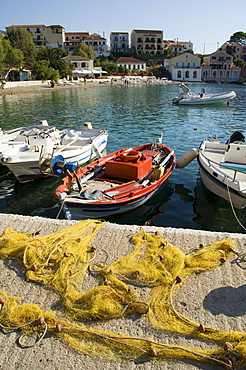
(62, 55, 105, 78)
(131, 30, 163, 55)
(167, 52, 201, 81)
(64, 32, 89, 53)
(84, 33, 108, 57)
(116, 57, 146, 71)
(163, 40, 193, 54)
(219, 41, 246, 61)
(110, 32, 129, 53)
(202, 50, 241, 82)
(5, 24, 65, 47)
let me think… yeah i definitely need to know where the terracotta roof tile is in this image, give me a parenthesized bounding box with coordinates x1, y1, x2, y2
(85, 33, 105, 40)
(116, 57, 145, 63)
(6, 24, 45, 28)
(132, 29, 162, 34)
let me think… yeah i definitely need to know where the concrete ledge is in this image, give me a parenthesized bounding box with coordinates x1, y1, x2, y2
(0, 213, 245, 370)
(2, 80, 48, 89)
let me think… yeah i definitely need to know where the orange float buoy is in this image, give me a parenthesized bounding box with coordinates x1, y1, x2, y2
(56, 323, 62, 332)
(120, 150, 141, 162)
(38, 317, 45, 325)
(224, 359, 233, 370)
(199, 323, 206, 333)
(149, 347, 158, 357)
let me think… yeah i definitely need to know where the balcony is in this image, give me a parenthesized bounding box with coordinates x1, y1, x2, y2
(209, 64, 225, 70)
(145, 38, 156, 43)
(173, 66, 201, 69)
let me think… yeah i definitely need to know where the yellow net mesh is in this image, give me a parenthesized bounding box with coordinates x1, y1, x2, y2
(0, 220, 245, 369)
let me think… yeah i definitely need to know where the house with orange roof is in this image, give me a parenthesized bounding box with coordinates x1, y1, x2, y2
(163, 40, 193, 54)
(202, 50, 241, 82)
(219, 41, 246, 61)
(64, 32, 89, 53)
(116, 57, 146, 71)
(84, 33, 109, 57)
(62, 55, 106, 79)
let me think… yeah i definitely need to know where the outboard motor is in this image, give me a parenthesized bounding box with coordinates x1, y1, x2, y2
(226, 131, 245, 144)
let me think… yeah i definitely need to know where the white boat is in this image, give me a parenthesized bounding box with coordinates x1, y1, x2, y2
(197, 131, 246, 209)
(0, 126, 28, 162)
(0, 120, 108, 183)
(172, 83, 236, 105)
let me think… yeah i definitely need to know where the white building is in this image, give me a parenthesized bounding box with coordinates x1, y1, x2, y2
(167, 53, 202, 82)
(116, 57, 146, 71)
(62, 55, 106, 79)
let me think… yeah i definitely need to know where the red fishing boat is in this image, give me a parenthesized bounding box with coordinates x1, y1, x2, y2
(55, 142, 175, 220)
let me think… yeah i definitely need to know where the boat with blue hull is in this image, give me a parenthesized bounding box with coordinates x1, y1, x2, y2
(55, 142, 175, 220)
(0, 121, 108, 183)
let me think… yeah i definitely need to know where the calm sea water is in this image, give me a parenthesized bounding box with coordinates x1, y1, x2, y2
(0, 82, 245, 233)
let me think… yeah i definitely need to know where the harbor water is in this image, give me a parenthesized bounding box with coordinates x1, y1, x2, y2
(0, 82, 245, 233)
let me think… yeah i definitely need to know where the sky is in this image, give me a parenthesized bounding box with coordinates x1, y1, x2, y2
(1, 0, 246, 55)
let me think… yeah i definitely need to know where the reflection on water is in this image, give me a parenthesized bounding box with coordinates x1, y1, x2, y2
(193, 178, 246, 233)
(110, 180, 174, 225)
(6, 175, 61, 216)
(0, 83, 246, 232)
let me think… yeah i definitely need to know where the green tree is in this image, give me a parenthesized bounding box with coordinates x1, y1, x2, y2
(31, 60, 59, 81)
(37, 47, 67, 73)
(229, 31, 246, 44)
(36, 47, 72, 78)
(0, 35, 24, 76)
(118, 65, 129, 74)
(6, 27, 37, 64)
(72, 43, 94, 59)
(59, 62, 74, 79)
(148, 65, 171, 79)
(233, 58, 246, 67)
(0, 35, 5, 74)
(100, 61, 118, 74)
(163, 47, 173, 58)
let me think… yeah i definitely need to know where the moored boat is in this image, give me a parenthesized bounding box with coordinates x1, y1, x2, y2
(172, 83, 236, 105)
(0, 121, 108, 183)
(55, 142, 175, 220)
(0, 126, 29, 164)
(197, 131, 246, 209)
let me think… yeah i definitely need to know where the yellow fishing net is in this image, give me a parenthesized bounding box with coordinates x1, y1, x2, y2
(0, 220, 245, 369)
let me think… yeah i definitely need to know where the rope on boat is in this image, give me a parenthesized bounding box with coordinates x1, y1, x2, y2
(225, 177, 246, 232)
(108, 132, 127, 147)
(55, 198, 65, 219)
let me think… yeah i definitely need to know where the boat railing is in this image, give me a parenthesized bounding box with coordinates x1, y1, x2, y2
(202, 153, 245, 181)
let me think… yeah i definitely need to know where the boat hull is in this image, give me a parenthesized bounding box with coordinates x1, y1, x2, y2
(197, 141, 246, 209)
(178, 91, 236, 105)
(2, 133, 108, 183)
(55, 143, 175, 220)
(63, 181, 166, 220)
